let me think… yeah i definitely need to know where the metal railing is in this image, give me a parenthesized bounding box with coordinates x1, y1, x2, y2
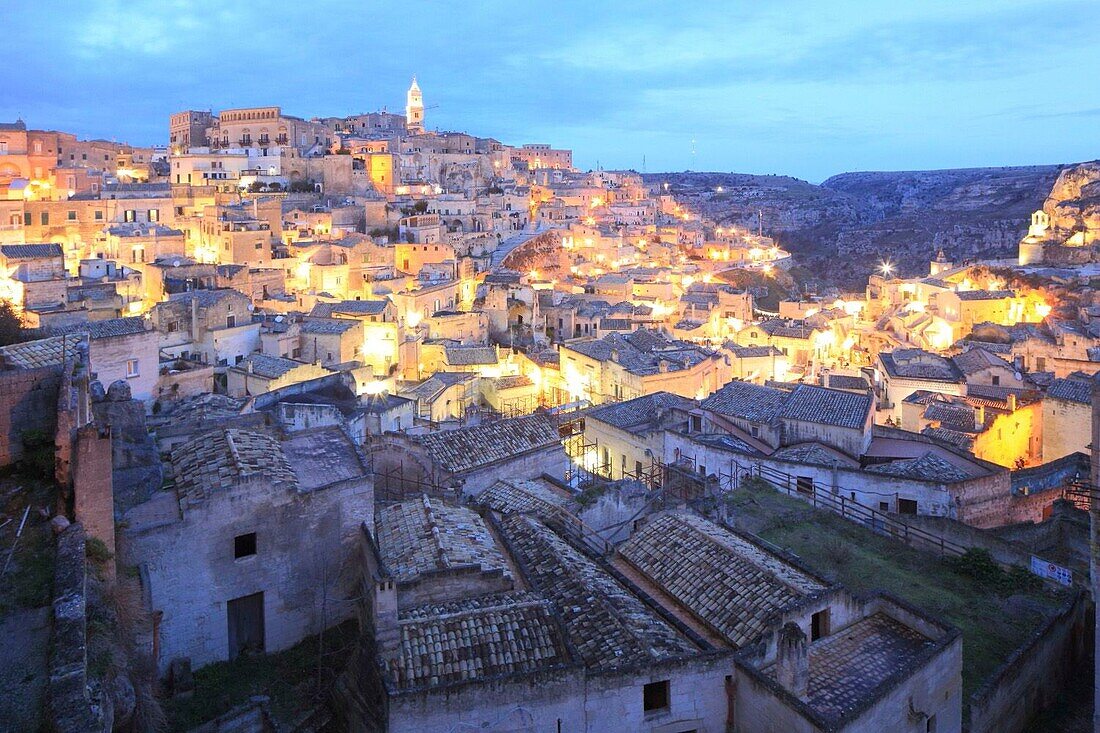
(739, 461, 969, 558)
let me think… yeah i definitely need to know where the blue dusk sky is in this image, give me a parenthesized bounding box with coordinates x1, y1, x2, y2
(2, 0, 1097, 182)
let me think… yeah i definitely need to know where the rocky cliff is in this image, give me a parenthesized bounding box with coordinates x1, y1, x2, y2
(646, 164, 1073, 289)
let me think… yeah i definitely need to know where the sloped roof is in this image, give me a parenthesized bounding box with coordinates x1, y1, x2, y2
(383, 592, 573, 692)
(476, 478, 568, 518)
(1047, 377, 1092, 405)
(588, 391, 695, 434)
(171, 428, 297, 502)
(0, 334, 83, 370)
(778, 384, 872, 430)
(444, 345, 497, 366)
(310, 299, 390, 317)
(865, 451, 973, 483)
(701, 380, 787, 423)
(0, 243, 63, 259)
(500, 514, 696, 669)
(54, 316, 149, 340)
(413, 413, 561, 475)
(376, 495, 509, 583)
(618, 512, 827, 648)
(301, 318, 359, 335)
(235, 353, 309, 379)
(879, 349, 962, 382)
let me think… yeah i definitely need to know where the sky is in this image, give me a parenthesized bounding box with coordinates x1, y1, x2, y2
(2, 0, 1098, 182)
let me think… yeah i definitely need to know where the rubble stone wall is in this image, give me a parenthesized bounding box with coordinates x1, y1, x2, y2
(0, 365, 61, 467)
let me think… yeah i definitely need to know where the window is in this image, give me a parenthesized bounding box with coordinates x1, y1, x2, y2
(991, 375, 1000, 386)
(796, 476, 814, 494)
(148, 209, 159, 222)
(234, 532, 257, 558)
(811, 609, 830, 640)
(226, 314, 236, 328)
(879, 501, 890, 512)
(124, 209, 136, 222)
(94, 210, 103, 220)
(40, 212, 49, 225)
(167, 320, 179, 333)
(643, 680, 670, 714)
(898, 498, 918, 515)
(125, 359, 139, 378)
(690, 414, 702, 432)
(67, 210, 76, 221)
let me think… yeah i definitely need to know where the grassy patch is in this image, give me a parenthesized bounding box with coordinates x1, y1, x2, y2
(162, 620, 357, 732)
(726, 479, 1066, 704)
(0, 478, 57, 615)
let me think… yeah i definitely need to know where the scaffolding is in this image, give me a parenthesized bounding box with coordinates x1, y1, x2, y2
(372, 461, 454, 504)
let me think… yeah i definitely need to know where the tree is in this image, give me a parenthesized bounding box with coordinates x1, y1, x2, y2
(0, 299, 25, 347)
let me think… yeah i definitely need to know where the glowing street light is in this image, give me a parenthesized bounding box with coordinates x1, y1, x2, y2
(879, 261, 894, 278)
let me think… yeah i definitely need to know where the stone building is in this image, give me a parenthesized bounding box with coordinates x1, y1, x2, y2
(120, 425, 372, 672)
(341, 503, 961, 732)
(371, 411, 568, 497)
(1042, 376, 1093, 462)
(55, 316, 159, 404)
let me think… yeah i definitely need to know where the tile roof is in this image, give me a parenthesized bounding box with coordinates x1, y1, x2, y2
(444, 345, 498, 366)
(310, 299, 390, 317)
(477, 478, 569, 518)
(0, 243, 63, 259)
(383, 592, 573, 692)
(878, 349, 962, 382)
(701, 380, 787, 423)
(280, 427, 367, 491)
(954, 289, 1015, 301)
(588, 392, 695, 434)
(951, 347, 1013, 375)
(0, 335, 83, 370)
(235, 353, 309, 379)
(55, 316, 149, 340)
(500, 514, 695, 669)
(170, 428, 297, 503)
(413, 413, 561, 475)
(778, 384, 872, 430)
(865, 452, 973, 483)
(491, 374, 533, 390)
(399, 371, 474, 402)
(1047, 378, 1092, 405)
(761, 613, 936, 727)
(728, 345, 784, 359)
(825, 374, 870, 391)
(376, 496, 510, 583)
(618, 513, 826, 648)
(301, 318, 359, 335)
(166, 289, 246, 307)
(565, 330, 714, 376)
(771, 443, 860, 468)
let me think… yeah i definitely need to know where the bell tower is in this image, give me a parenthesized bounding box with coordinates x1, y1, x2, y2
(406, 77, 424, 134)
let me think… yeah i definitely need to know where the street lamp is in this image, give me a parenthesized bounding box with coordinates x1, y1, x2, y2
(880, 261, 894, 278)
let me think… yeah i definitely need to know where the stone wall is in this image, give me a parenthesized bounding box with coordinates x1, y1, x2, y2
(968, 590, 1090, 733)
(73, 425, 115, 577)
(0, 365, 62, 467)
(48, 523, 110, 733)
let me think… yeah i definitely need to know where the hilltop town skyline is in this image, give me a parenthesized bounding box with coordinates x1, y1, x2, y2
(4, 1, 1099, 180)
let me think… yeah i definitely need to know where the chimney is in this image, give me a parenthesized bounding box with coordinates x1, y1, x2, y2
(610, 348, 620, 363)
(974, 404, 985, 432)
(658, 359, 669, 373)
(1007, 393, 1017, 412)
(775, 622, 809, 700)
(246, 359, 254, 374)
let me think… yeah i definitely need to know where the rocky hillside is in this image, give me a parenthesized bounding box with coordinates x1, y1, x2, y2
(1040, 161, 1100, 237)
(646, 164, 1070, 290)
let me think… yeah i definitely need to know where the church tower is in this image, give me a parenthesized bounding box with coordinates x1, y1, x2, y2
(406, 77, 424, 134)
